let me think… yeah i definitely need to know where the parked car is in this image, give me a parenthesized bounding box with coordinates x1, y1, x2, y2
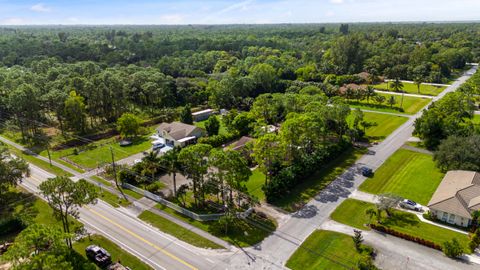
(360, 166, 373, 177)
(86, 245, 112, 267)
(152, 143, 165, 150)
(399, 199, 422, 212)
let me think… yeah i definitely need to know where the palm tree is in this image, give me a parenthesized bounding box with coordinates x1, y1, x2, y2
(142, 150, 160, 183)
(365, 86, 376, 103)
(365, 208, 381, 224)
(390, 78, 405, 108)
(160, 147, 181, 197)
(414, 76, 423, 94)
(387, 95, 397, 108)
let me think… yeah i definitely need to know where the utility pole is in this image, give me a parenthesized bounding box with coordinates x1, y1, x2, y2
(110, 146, 126, 199)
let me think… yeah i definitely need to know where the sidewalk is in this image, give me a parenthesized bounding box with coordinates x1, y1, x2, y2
(374, 89, 434, 99)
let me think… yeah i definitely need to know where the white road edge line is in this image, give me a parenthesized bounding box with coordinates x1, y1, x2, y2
(80, 217, 167, 270)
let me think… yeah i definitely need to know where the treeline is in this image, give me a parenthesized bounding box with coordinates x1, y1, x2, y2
(0, 23, 478, 141)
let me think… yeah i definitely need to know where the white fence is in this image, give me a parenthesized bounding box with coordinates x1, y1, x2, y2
(122, 183, 225, 221)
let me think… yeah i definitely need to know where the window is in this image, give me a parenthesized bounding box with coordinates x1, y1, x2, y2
(448, 214, 455, 223)
(442, 212, 448, 221)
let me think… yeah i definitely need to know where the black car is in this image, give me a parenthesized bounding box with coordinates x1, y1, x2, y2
(86, 245, 112, 267)
(361, 166, 373, 177)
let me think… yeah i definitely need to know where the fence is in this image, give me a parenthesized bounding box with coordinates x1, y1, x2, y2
(122, 183, 225, 221)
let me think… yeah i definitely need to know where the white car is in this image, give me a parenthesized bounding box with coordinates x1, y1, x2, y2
(133, 159, 142, 165)
(399, 199, 422, 212)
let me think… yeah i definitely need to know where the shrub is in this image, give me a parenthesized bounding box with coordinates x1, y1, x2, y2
(198, 133, 238, 147)
(145, 182, 165, 195)
(443, 238, 464, 258)
(369, 223, 442, 251)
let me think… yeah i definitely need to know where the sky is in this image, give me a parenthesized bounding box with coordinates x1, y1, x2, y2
(0, 0, 479, 25)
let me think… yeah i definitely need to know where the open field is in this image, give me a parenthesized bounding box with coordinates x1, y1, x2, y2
(360, 149, 444, 205)
(331, 199, 470, 252)
(274, 147, 367, 212)
(138, 210, 223, 249)
(349, 92, 431, 115)
(244, 169, 266, 201)
(347, 111, 408, 141)
(286, 230, 370, 270)
(373, 82, 446, 96)
(73, 235, 153, 270)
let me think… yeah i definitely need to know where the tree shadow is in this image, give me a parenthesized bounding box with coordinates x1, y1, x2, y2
(292, 204, 318, 219)
(381, 211, 419, 227)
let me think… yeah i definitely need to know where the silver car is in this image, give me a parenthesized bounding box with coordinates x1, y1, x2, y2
(399, 199, 422, 212)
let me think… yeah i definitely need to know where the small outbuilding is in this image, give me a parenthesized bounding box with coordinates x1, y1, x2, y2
(192, 109, 214, 122)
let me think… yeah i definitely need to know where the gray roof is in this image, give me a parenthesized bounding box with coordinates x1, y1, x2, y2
(157, 122, 202, 140)
(428, 170, 480, 219)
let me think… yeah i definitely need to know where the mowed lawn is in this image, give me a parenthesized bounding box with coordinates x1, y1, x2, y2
(43, 135, 153, 169)
(472, 114, 480, 125)
(73, 235, 152, 270)
(331, 199, 471, 252)
(349, 93, 431, 115)
(360, 149, 444, 205)
(373, 82, 447, 96)
(347, 111, 408, 141)
(244, 169, 266, 201)
(286, 230, 366, 270)
(194, 116, 229, 136)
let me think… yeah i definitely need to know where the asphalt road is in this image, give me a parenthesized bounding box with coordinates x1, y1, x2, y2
(20, 164, 231, 270)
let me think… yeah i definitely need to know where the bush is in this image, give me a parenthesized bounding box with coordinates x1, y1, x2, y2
(369, 223, 442, 250)
(443, 238, 464, 258)
(263, 142, 350, 202)
(145, 181, 165, 195)
(198, 133, 238, 147)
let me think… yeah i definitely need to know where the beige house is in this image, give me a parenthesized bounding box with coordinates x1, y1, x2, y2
(156, 122, 205, 147)
(427, 170, 480, 227)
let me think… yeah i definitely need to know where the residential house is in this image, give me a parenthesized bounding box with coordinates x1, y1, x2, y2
(427, 170, 480, 227)
(192, 109, 214, 122)
(156, 122, 205, 147)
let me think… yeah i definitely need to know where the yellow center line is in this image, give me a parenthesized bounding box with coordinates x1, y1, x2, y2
(85, 206, 198, 270)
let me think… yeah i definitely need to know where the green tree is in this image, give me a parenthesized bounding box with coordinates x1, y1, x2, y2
(352, 229, 364, 251)
(180, 104, 193, 124)
(116, 112, 142, 138)
(7, 84, 42, 139)
(3, 224, 74, 270)
(252, 133, 284, 184)
(413, 76, 424, 94)
(364, 86, 376, 103)
(434, 135, 480, 172)
(39, 177, 98, 248)
(249, 63, 277, 93)
(442, 238, 464, 258)
(160, 147, 181, 197)
(63, 90, 87, 134)
(0, 146, 29, 202)
(387, 95, 397, 108)
(178, 144, 212, 206)
(205, 116, 220, 136)
(231, 112, 256, 136)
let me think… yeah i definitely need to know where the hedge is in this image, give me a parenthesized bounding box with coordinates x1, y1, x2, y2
(369, 223, 442, 251)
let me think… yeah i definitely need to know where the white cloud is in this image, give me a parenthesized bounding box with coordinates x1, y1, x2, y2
(30, 3, 51, 12)
(330, 0, 344, 4)
(1, 17, 27, 25)
(159, 14, 185, 24)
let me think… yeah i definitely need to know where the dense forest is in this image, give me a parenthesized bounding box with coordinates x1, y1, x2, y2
(0, 23, 479, 140)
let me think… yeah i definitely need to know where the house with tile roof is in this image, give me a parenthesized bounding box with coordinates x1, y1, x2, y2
(427, 170, 480, 227)
(156, 122, 205, 147)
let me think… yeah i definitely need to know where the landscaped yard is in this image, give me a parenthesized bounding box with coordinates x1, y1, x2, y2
(330, 199, 372, 230)
(286, 230, 369, 270)
(349, 92, 431, 115)
(194, 116, 229, 136)
(44, 134, 153, 169)
(347, 111, 408, 141)
(472, 114, 480, 125)
(244, 169, 266, 201)
(331, 199, 471, 252)
(155, 204, 277, 247)
(73, 235, 152, 270)
(359, 148, 444, 205)
(373, 82, 447, 96)
(274, 146, 367, 212)
(138, 210, 223, 249)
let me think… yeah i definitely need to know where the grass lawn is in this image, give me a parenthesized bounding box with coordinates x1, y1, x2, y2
(331, 199, 470, 252)
(47, 134, 153, 170)
(5, 144, 74, 177)
(349, 93, 430, 115)
(73, 235, 152, 270)
(244, 169, 266, 201)
(330, 199, 372, 230)
(155, 204, 276, 247)
(138, 210, 223, 249)
(373, 82, 446, 96)
(347, 111, 408, 141)
(360, 149, 444, 205)
(97, 187, 132, 208)
(274, 146, 367, 212)
(286, 230, 369, 270)
(472, 114, 480, 125)
(194, 116, 229, 136)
